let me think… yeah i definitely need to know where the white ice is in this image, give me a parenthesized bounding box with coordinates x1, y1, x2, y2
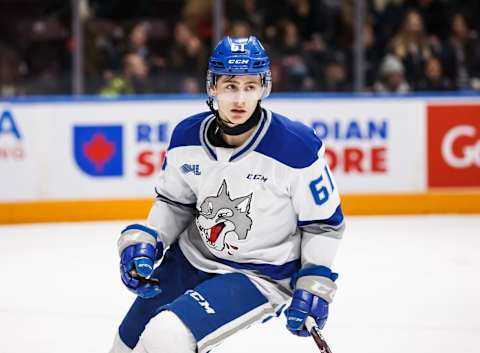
(0, 215, 479, 353)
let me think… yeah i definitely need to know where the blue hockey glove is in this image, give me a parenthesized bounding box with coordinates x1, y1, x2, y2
(118, 224, 164, 299)
(285, 266, 338, 337)
(285, 289, 329, 336)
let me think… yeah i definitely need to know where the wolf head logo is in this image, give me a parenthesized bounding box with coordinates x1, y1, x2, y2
(196, 180, 253, 253)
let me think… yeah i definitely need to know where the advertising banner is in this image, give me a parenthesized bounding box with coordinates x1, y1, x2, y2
(39, 100, 203, 200)
(2, 96, 479, 205)
(265, 99, 426, 193)
(427, 104, 480, 188)
(0, 105, 46, 201)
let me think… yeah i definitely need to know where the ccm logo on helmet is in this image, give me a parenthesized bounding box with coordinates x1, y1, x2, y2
(441, 125, 480, 168)
(228, 59, 249, 64)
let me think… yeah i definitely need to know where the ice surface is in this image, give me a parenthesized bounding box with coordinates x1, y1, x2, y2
(0, 215, 479, 353)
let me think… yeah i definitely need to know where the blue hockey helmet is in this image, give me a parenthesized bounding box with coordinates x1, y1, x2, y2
(207, 36, 271, 99)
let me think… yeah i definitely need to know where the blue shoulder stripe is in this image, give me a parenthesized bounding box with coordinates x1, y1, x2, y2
(168, 112, 211, 150)
(255, 112, 322, 168)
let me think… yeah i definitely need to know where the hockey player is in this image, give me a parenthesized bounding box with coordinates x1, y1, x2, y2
(110, 36, 345, 353)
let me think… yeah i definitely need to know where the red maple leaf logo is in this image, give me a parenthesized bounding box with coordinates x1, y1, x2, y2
(83, 133, 116, 171)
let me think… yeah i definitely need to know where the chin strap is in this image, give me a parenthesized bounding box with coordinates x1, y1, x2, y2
(206, 97, 216, 115)
(206, 98, 262, 136)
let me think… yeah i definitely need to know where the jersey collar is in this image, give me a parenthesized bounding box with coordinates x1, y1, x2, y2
(200, 109, 272, 162)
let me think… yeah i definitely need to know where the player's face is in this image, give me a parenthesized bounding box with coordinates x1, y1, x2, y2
(212, 75, 263, 126)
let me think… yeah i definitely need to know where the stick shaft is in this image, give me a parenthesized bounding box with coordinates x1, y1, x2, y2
(129, 269, 161, 285)
(305, 317, 333, 353)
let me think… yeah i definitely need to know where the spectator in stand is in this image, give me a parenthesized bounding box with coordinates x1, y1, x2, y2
(5, 0, 480, 95)
(370, 0, 407, 54)
(406, 0, 449, 41)
(99, 53, 151, 96)
(126, 21, 168, 76)
(83, 19, 125, 92)
(441, 13, 480, 90)
(318, 51, 351, 92)
(228, 21, 252, 38)
(169, 21, 207, 92)
(335, 0, 356, 51)
(275, 20, 310, 91)
(181, 0, 213, 41)
(303, 31, 327, 57)
(336, 20, 381, 90)
(126, 22, 150, 61)
(389, 9, 432, 84)
(286, 0, 323, 41)
(124, 53, 151, 93)
(303, 32, 328, 89)
(415, 56, 453, 91)
(363, 22, 383, 89)
(374, 54, 411, 93)
(0, 44, 25, 97)
(224, 0, 267, 36)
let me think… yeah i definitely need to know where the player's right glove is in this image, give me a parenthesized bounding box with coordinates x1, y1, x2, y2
(118, 224, 164, 299)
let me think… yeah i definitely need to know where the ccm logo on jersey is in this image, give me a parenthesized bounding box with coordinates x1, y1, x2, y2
(228, 59, 249, 64)
(427, 104, 480, 187)
(247, 173, 267, 182)
(185, 290, 216, 314)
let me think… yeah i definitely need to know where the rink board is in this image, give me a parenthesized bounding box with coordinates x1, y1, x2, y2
(1, 94, 479, 223)
(1, 192, 480, 224)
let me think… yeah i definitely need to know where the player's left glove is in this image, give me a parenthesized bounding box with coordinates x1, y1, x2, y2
(118, 224, 164, 299)
(285, 266, 338, 336)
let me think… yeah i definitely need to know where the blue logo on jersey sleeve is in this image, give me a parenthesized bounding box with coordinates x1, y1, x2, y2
(73, 125, 123, 176)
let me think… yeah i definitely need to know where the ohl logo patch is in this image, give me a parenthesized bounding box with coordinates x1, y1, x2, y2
(74, 125, 123, 176)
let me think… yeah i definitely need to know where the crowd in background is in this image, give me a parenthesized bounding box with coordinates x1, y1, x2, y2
(1, 0, 480, 96)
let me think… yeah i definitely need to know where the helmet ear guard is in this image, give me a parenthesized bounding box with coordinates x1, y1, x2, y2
(261, 70, 272, 99)
(205, 70, 216, 98)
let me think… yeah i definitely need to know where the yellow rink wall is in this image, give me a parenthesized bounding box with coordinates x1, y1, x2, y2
(1, 192, 479, 224)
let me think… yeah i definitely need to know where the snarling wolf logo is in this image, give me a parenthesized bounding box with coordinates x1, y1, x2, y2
(196, 180, 253, 254)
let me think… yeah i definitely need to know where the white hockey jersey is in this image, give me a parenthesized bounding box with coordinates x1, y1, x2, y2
(147, 109, 345, 304)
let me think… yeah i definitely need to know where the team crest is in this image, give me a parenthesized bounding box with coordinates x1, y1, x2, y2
(196, 180, 252, 255)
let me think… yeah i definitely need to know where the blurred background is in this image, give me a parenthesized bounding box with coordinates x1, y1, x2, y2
(1, 0, 480, 97)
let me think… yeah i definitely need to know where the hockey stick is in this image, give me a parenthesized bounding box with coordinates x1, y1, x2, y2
(305, 317, 333, 353)
(129, 269, 161, 285)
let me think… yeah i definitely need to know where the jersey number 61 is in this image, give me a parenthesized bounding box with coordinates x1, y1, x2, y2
(309, 165, 335, 206)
